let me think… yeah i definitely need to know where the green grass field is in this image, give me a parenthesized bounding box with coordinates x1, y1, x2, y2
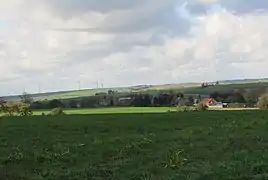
(32, 106, 258, 116)
(33, 107, 177, 115)
(33, 87, 132, 101)
(1, 109, 268, 179)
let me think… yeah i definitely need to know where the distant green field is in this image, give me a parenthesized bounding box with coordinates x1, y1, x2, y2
(33, 107, 177, 115)
(34, 87, 132, 100)
(1, 110, 268, 179)
(32, 107, 258, 116)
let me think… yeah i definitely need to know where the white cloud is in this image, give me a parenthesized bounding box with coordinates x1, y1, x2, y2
(0, 0, 268, 95)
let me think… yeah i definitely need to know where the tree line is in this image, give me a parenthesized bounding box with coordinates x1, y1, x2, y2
(29, 92, 188, 109)
(21, 88, 267, 109)
(209, 88, 262, 106)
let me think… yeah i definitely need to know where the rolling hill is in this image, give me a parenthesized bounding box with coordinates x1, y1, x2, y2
(1, 78, 268, 101)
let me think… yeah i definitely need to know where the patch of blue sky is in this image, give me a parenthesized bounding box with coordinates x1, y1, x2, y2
(0, 20, 8, 27)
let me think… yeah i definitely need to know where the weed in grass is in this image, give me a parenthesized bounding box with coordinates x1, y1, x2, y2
(163, 150, 187, 169)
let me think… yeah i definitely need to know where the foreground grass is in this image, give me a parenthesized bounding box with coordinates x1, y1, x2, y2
(1, 111, 268, 179)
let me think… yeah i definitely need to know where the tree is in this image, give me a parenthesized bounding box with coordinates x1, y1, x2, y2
(110, 99, 114, 106)
(19, 92, 33, 104)
(185, 95, 194, 106)
(210, 91, 220, 99)
(108, 90, 115, 94)
(225, 93, 245, 103)
(177, 93, 184, 98)
(69, 100, 79, 108)
(31, 101, 44, 109)
(80, 97, 99, 108)
(257, 95, 268, 109)
(188, 96, 194, 104)
(198, 94, 202, 101)
(48, 99, 63, 109)
(243, 89, 259, 105)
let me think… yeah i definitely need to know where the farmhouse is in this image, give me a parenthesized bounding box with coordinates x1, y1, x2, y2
(201, 98, 228, 108)
(201, 98, 217, 106)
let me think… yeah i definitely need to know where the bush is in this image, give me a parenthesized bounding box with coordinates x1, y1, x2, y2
(257, 95, 268, 109)
(17, 103, 33, 116)
(48, 107, 66, 116)
(177, 106, 188, 112)
(1, 102, 16, 116)
(177, 106, 197, 112)
(196, 103, 208, 111)
(0, 102, 32, 116)
(48, 99, 64, 109)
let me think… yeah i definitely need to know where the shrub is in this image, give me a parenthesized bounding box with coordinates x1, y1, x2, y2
(177, 106, 186, 112)
(257, 95, 268, 109)
(177, 106, 191, 112)
(17, 103, 33, 116)
(196, 103, 208, 111)
(49, 107, 66, 116)
(0, 102, 32, 116)
(177, 106, 200, 112)
(2, 102, 16, 116)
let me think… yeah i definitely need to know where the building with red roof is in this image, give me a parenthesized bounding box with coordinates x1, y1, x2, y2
(201, 98, 217, 106)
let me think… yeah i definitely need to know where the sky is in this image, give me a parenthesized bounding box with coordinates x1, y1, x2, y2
(0, 0, 268, 95)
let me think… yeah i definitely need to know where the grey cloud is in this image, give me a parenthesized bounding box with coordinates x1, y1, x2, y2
(1, 0, 268, 95)
(49, 0, 191, 35)
(46, 0, 144, 15)
(53, 16, 190, 35)
(53, 30, 170, 66)
(219, 0, 268, 14)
